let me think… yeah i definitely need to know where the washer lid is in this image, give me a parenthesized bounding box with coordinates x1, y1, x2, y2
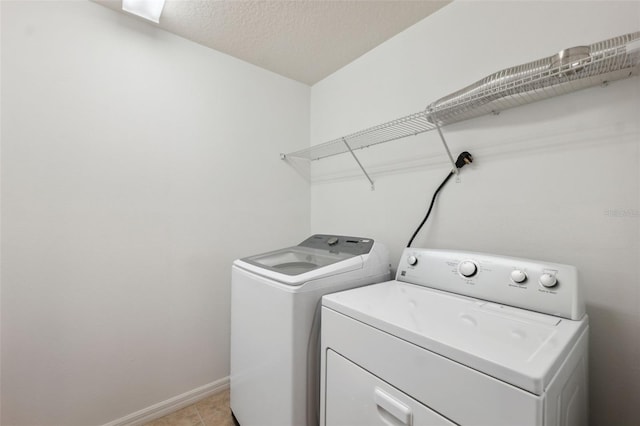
(322, 280, 588, 395)
(234, 235, 375, 286)
(242, 246, 356, 276)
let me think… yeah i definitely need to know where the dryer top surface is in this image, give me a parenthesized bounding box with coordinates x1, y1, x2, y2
(322, 280, 588, 395)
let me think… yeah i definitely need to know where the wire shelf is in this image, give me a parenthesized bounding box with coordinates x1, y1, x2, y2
(283, 31, 640, 171)
(429, 32, 640, 125)
(285, 111, 435, 161)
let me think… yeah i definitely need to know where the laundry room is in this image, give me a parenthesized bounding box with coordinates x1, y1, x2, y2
(1, 1, 638, 426)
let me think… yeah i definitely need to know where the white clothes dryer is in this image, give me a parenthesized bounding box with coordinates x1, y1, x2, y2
(230, 234, 390, 426)
(321, 248, 588, 426)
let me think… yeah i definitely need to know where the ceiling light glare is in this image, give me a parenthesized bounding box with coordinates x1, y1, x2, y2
(122, 0, 166, 23)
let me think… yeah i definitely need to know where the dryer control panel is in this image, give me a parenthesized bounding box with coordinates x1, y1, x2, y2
(397, 248, 584, 320)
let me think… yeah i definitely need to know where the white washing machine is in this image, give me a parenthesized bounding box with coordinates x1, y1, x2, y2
(321, 248, 588, 426)
(230, 234, 390, 426)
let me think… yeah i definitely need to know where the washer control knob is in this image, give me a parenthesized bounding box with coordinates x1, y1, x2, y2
(539, 273, 558, 288)
(511, 270, 527, 284)
(407, 255, 418, 266)
(459, 261, 477, 278)
(327, 237, 338, 246)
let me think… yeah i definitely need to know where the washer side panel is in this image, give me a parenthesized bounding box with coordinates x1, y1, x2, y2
(230, 266, 297, 426)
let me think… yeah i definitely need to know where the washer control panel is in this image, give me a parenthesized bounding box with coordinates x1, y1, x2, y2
(299, 234, 374, 255)
(397, 248, 584, 320)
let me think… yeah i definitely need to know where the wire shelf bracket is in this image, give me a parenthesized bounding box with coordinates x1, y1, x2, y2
(342, 137, 375, 190)
(428, 110, 458, 174)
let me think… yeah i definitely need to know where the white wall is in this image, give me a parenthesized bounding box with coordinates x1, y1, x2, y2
(1, 1, 309, 425)
(311, 1, 639, 425)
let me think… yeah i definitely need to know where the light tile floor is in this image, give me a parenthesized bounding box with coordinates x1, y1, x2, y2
(144, 389, 235, 426)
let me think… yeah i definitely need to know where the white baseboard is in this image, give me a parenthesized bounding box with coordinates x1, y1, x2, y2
(103, 377, 230, 426)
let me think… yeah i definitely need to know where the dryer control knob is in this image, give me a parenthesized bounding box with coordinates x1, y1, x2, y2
(539, 273, 558, 288)
(407, 255, 418, 266)
(459, 261, 477, 278)
(511, 270, 527, 283)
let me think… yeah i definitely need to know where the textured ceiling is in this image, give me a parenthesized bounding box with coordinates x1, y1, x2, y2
(94, 0, 450, 85)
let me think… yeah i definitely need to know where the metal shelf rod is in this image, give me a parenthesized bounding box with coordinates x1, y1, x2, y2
(342, 138, 375, 191)
(429, 111, 458, 174)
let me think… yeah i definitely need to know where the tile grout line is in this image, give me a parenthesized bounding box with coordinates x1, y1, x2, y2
(194, 402, 205, 426)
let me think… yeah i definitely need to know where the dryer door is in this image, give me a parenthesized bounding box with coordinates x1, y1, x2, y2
(325, 350, 455, 426)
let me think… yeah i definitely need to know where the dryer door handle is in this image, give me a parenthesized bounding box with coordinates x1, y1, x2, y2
(374, 388, 413, 425)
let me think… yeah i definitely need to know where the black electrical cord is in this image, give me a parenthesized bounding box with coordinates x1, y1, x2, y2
(406, 152, 473, 248)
